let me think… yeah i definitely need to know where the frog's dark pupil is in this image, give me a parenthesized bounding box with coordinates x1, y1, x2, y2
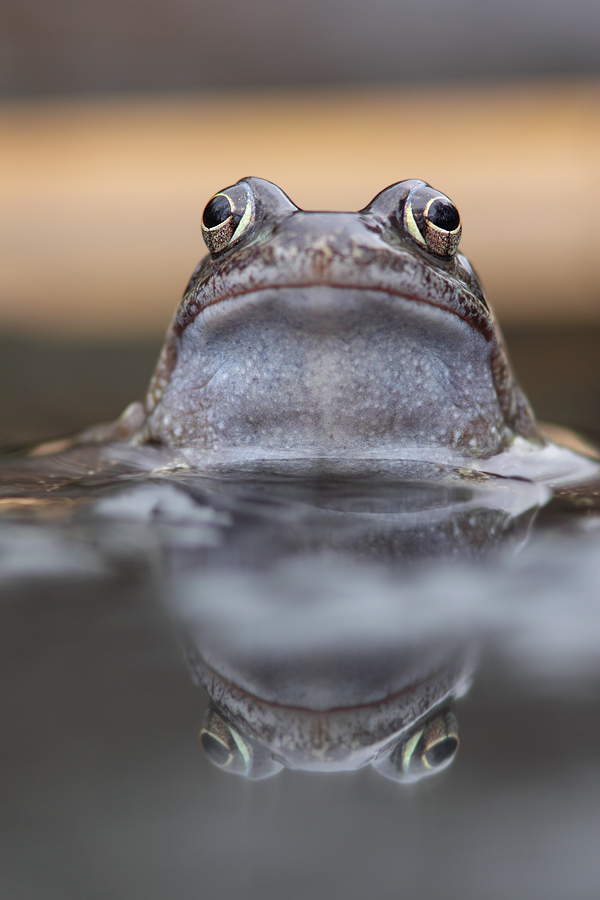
(201, 731, 232, 766)
(203, 195, 233, 229)
(424, 736, 458, 768)
(427, 198, 460, 232)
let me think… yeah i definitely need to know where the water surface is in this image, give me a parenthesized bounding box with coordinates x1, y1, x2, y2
(2, 332, 600, 899)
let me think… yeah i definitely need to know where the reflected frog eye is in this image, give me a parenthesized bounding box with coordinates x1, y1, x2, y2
(199, 707, 284, 780)
(404, 185, 462, 258)
(201, 181, 255, 255)
(200, 708, 252, 776)
(373, 708, 459, 783)
(403, 709, 459, 777)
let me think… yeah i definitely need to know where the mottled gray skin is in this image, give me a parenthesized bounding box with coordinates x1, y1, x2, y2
(188, 645, 468, 777)
(114, 177, 539, 465)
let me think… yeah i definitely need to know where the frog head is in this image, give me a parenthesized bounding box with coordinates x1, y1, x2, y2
(128, 177, 539, 467)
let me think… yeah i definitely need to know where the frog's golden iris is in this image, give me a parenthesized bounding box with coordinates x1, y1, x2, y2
(200, 706, 283, 780)
(404, 184, 462, 258)
(201, 183, 255, 255)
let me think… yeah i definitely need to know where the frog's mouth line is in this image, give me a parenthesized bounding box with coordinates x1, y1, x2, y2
(199, 651, 460, 716)
(176, 282, 493, 342)
(193, 651, 466, 770)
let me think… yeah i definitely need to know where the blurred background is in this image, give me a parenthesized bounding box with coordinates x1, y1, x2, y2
(1, 0, 599, 444)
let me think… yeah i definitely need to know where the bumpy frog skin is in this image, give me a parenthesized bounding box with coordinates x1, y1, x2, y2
(104, 177, 571, 473)
(184, 611, 471, 781)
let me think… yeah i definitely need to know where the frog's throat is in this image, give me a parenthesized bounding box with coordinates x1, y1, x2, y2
(144, 285, 538, 446)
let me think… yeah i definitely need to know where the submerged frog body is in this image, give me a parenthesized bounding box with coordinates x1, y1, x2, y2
(85, 177, 595, 479)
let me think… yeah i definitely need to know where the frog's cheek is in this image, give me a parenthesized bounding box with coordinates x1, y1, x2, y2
(372, 709, 459, 783)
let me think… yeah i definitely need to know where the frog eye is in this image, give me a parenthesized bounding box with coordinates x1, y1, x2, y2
(200, 707, 253, 775)
(409, 710, 459, 774)
(201, 181, 255, 255)
(404, 185, 462, 258)
(199, 707, 283, 780)
(373, 708, 459, 783)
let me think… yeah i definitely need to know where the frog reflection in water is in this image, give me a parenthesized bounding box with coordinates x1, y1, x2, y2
(200, 697, 461, 783)
(184, 609, 471, 782)
(91, 177, 555, 472)
(151, 468, 540, 782)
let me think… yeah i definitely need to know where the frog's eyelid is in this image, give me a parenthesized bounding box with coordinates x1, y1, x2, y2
(404, 199, 427, 247)
(402, 728, 424, 771)
(230, 181, 255, 243)
(229, 725, 252, 770)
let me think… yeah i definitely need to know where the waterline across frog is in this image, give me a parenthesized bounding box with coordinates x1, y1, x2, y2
(83, 177, 596, 481)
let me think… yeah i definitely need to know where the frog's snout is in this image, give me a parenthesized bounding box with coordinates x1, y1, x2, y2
(270, 211, 383, 279)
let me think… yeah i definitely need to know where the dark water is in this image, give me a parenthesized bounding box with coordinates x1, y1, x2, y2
(2, 331, 600, 900)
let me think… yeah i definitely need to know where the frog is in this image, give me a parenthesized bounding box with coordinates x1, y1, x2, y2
(76, 177, 598, 481)
(183, 602, 472, 781)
